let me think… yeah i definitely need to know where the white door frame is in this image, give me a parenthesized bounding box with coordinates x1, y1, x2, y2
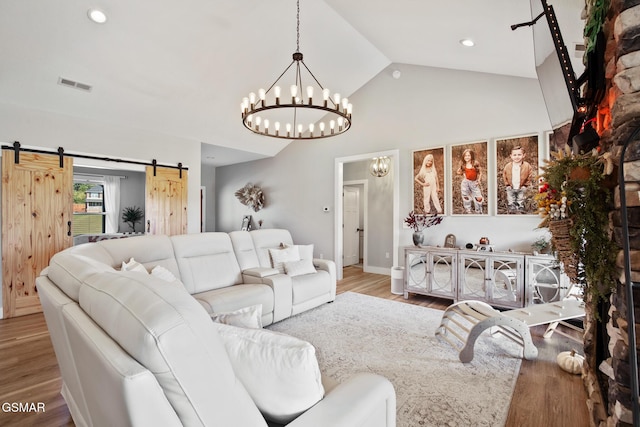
(334, 149, 400, 280)
(343, 180, 367, 268)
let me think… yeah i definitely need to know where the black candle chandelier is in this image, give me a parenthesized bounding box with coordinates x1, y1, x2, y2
(240, 0, 352, 140)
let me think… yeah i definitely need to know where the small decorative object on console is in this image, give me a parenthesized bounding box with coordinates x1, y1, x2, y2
(404, 211, 443, 247)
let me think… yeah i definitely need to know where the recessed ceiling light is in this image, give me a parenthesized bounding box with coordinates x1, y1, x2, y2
(87, 9, 107, 24)
(460, 39, 475, 47)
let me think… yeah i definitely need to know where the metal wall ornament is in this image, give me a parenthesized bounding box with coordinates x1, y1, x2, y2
(235, 183, 265, 212)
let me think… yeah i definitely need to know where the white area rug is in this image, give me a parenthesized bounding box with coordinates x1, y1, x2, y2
(268, 292, 522, 427)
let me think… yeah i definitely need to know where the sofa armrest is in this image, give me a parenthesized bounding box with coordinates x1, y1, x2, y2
(243, 273, 293, 323)
(313, 259, 336, 300)
(243, 267, 280, 278)
(285, 373, 396, 427)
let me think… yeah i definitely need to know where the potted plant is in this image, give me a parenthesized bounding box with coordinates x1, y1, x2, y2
(122, 206, 144, 233)
(404, 211, 443, 246)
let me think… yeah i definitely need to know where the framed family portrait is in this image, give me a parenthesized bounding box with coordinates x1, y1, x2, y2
(412, 147, 445, 215)
(495, 134, 539, 215)
(450, 141, 488, 215)
(241, 215, 252, 231)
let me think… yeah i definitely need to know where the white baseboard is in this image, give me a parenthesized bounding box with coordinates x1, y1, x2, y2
(363, 265, 391, 275)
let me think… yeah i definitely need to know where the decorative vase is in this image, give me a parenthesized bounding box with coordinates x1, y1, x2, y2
(412, 231, 424, 247)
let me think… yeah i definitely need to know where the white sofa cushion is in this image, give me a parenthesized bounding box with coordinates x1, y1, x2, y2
(269, 245, 300, 274)
(79, 271, 267, 427)
(121, 258, 147, 273)
(171, 233, 243, 293)
(284, 243, 314, 260)
(213, 323, 324, 424)
(285, 259, 317, 277)
(151, 265, 180, 283)
(211, 304, 263, 329)
(250, 229, 295, 268)
(98, 234, 181, 278)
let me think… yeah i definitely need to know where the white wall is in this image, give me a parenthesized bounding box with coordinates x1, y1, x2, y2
(215, 64, 554, 268)
(0, 102, 202, 234)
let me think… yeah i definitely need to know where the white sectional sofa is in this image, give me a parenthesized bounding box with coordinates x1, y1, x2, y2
(36, 229, 396, 427)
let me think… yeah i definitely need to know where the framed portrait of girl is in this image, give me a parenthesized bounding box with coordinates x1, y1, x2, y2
(413, 147, 445, 215)
(450, 141, 488, 215)
(495, 134, 539, 215)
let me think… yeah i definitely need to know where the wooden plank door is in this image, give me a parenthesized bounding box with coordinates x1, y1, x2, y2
(2, 151, 73, 318)
(145, 166, 188, 236)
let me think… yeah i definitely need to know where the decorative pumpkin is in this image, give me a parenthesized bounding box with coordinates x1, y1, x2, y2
(557, 349, 584, 374)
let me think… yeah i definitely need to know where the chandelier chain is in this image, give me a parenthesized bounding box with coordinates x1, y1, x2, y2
(296, 0, 300, 53)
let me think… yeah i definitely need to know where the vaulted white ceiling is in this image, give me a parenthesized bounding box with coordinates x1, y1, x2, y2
(0, 0, 585, 166)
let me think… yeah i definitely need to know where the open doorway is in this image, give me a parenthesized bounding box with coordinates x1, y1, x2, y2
(343, 182, 366, 268)
(334, 150, 400, 280)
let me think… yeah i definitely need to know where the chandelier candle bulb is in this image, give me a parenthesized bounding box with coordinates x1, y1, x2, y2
(275, 122, 280, 136)
(239, 0, 352, 140)
(306, 86, 313, 104)
(347, 103, 352, 115)
(309, 123, 314, 137)
(274, 86, 281, 105)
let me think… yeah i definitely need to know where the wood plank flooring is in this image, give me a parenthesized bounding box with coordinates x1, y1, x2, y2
(0, 266, 589, 427)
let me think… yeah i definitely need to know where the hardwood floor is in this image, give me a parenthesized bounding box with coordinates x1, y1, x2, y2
(0, 266, 589, 427)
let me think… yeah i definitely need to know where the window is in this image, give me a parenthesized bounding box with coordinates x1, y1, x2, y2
(73, 181, 105, 235)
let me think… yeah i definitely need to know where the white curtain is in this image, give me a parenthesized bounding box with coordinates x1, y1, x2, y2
(103, 176, 121, 233)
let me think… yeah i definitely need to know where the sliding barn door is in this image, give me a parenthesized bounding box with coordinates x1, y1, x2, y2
(2, 152, 73, 318)
(145, 166, 188, 236)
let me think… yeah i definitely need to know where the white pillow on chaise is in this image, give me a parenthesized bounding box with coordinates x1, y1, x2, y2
(213, 322, 325, 424)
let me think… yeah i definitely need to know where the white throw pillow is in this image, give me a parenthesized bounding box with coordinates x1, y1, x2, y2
(151, 265, 179, 283)
(121, 257, 147, 274)
(269, 246, 300, 274)
(284, 243, 314, 260)
(213, 323, 324, 424)
(211, 305, 263, 329)
(284, 259, 317, 277)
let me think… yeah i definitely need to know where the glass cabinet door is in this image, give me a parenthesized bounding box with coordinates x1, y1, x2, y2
(405, 251, 428, 292)
(526, 255, 564, 304)
(458, 253, 488, 301)
(427, 250, 456, 298)
(489, 256, 523, 308)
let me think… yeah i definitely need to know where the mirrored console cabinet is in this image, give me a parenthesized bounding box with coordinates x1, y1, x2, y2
(404, 246, 571, 309)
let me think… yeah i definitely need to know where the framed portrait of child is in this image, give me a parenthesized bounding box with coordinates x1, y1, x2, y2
(412, 147, 445, 215)
(450, 141, 488, 215)
(495, 134, 539, 215)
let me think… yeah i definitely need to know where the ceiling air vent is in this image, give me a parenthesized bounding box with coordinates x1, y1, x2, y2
(58, 77, 92, 92)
